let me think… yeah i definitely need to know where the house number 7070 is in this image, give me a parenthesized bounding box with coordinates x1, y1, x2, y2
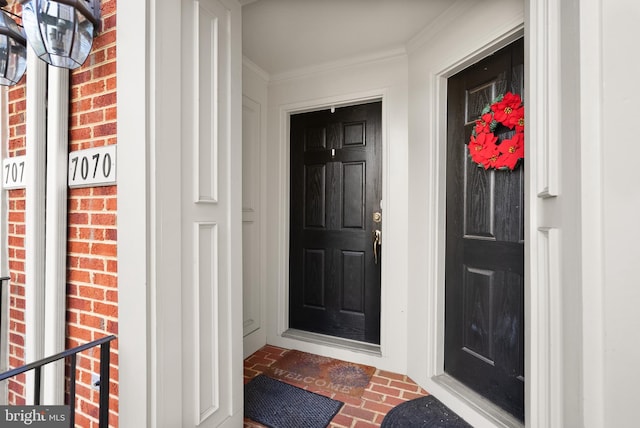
(68, 146, 117, 188)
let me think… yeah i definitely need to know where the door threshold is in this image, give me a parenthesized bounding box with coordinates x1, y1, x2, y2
(433, 373, 524, 428)
(283, 329, 381, 357)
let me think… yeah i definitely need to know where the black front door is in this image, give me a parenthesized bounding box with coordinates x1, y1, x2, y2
(445, 39, 525, 420)
(289, 101, 382, 344)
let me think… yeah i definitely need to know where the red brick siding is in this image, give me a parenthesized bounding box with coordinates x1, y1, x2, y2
(7, 78, 27, 405)
(67, 0, 118, 426)
(4, 1, 119, 426)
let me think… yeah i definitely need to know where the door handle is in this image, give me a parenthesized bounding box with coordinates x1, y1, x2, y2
(373, 229, 382, 264)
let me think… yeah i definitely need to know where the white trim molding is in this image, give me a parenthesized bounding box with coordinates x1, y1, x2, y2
(528, 0, 560, 198)
(529, 227, 562, 427)
(117, 0, 151, 425)
(578, 0, 605, 426)
(525, 1, 563, 425)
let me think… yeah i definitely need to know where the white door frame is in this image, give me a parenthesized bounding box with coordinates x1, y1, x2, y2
(417, 26, 526, 428)
(264, 55, 410, 373)
(279, 93, 386, 346)
(268, 88, 405, 370)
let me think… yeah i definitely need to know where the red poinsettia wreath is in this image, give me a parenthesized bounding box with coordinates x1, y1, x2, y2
(468, 92, 524, 170)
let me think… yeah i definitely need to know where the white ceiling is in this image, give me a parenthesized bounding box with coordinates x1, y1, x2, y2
(242, 0, 456, 77)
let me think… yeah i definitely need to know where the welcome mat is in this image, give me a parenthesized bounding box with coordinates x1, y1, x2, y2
(245, 375, 343, 428)
(380, 395, 472, 427)
(266, 349, 376, 398)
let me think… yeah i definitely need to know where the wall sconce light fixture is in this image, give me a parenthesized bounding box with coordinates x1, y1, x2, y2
(0, 0, 100, 85)
(0, 7, 27, 85)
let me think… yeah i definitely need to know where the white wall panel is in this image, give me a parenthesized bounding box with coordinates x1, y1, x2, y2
(181, 0, 242, 427)
(533, 227, 562, 428)
(120, 0, 242, 426)
(196, 223, 219, 422)
(196, 1, 224, 203)
(242, 220, 260, 336)
(600, 1, 640, 425)
(242, 63, 268, 357)
(531, 0, 560, 198)
(242, 96, 261, 338)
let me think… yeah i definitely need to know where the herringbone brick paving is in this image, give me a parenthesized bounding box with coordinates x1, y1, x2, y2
(244, 345, 429, 427)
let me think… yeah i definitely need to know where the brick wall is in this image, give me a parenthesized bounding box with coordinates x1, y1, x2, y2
(7, 78, 27, 406)
(5, 1, 118, 426)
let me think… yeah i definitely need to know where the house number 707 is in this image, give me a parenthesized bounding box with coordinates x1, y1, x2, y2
(68, 146, 117, 188)
(2, 155, 27, 190)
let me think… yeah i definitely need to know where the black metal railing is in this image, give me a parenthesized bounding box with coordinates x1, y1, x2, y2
(0, 334, 117, 428)
(0, 276, 8, 348)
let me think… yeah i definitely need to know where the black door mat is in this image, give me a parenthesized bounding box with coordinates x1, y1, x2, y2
(244, 374, 343, 428)
(381, 395, 472, 427)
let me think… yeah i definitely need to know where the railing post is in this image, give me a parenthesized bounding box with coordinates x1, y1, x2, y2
(0, 276, 9, 403)
(34, 366, 41, 405)
(0, 335, 116, 426)
(99, 340, 111, 428)
(0, 276, 9, 355)
(69, 354, 77, 428)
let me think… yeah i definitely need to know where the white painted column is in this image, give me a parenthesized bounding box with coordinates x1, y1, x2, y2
(24, 46, 48, 403)
(526, 0, 564, 426)
(43, 66, 69, 404)
(117, 0, 151, 425)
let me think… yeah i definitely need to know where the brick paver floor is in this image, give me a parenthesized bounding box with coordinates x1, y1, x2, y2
(244, 345, 429, 427)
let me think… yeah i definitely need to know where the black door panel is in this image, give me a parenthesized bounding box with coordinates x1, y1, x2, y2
(290, 102, 382, 344)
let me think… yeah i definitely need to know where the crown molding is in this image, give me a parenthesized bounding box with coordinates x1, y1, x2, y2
(243, 55, 270, 82)
(406, 0, 474, 54)
(269, 46, 407, 85)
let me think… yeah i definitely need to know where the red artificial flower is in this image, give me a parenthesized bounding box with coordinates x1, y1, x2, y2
(491, 92, 522, 127)
(514, 110, 525, 133)
(474, 113, 494, 135)
(481, 144, 501, 170)
(497, 132, 525, 170)
(468, 131, 497, 165)
(504, 106, 524, 129)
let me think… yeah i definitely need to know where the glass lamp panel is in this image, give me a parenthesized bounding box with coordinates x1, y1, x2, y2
(0, 37, 7, 76)
(3, 41, 27, 85)
(22, 0, 95, 69)
(0, 12, 27, 85)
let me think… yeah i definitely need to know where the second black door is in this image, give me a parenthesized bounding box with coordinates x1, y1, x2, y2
(289, 101, 382, 344)
(445, 39, 525, 420)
